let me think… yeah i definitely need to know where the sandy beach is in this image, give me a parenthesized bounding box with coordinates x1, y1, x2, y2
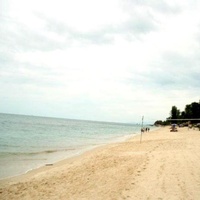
(0, 126, 200, 200)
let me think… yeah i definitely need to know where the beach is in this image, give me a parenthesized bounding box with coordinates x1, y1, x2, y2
(0, 114, 141, 180)
(0, 126, 200, 200)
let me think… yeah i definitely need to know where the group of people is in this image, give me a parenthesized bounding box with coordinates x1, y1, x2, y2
(141, 127, 150, 133)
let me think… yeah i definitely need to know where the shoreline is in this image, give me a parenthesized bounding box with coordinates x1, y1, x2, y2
(1, 126, 200, 199)
(0, 129, 143, 181)
(0, 114, 148, 181)
(0, 128, 144, 182)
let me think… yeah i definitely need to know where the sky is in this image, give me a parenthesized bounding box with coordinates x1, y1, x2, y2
(0, 0, 200, 123)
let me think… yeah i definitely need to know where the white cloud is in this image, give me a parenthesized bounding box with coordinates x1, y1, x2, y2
(0, 0, 200, 123)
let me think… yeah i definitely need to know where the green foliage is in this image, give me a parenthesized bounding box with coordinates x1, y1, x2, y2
(169, 101, 200, 124)
(154, 101, 200, 125)
(170, 102, 200, 119)
(183, 102, 200, 123)
(170, 106, 180, 123)
(154, 120, 170, 126)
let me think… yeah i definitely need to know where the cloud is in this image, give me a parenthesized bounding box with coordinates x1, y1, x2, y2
(0, 0, 200, 122)
(121, 0, 182, 23)
(0, 17, 67, 53)
(39, 7, 158, 46)
(0, 0, 161, 57)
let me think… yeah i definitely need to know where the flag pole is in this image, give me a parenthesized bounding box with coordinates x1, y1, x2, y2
(140, 116, 144, 143)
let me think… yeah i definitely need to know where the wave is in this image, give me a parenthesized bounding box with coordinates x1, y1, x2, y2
(0, 148, 77, 157)
(0, 144, 21, 148)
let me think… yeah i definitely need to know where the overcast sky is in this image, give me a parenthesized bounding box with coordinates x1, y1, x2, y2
(0, 0, 200, 123)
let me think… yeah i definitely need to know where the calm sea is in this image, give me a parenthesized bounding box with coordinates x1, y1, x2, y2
(0, 113, 147, 179)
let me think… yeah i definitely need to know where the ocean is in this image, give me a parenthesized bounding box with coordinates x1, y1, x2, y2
(0, 113, 149, 179)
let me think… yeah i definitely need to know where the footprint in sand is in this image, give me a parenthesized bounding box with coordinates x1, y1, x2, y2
(137, 171, 141, 176)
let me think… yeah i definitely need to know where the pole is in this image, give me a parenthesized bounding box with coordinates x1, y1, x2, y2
(140, 116, 144, 143)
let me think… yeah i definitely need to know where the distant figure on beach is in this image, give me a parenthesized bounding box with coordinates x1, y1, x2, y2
(170, 124, 178, 132)
(188, 124, 193, 130)
(141, 128, 144, 133)
(144, 127, 150, 132)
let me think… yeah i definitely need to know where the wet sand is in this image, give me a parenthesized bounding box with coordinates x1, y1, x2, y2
(1, 126, 200, 199)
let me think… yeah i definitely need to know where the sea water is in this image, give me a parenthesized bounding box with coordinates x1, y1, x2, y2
(0, 113, 148, 179)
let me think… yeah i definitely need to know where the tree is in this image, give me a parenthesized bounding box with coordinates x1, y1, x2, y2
(157, 101, 200, 126)
(184, 102, 200, 123)
(190, 102, 200, 118)
(180, 111, 186, 119)
(184, 104, 192, 118)
(170, 106, 180, 123)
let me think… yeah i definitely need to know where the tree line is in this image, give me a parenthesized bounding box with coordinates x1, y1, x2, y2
(155, 101, 200, 125)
